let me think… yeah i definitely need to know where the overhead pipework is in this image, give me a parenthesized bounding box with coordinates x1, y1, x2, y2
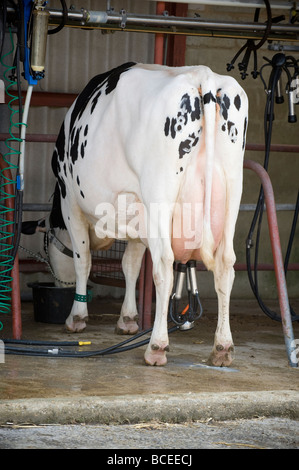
(5, 1, 299, 42)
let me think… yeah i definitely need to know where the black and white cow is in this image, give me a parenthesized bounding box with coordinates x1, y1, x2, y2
(25, 62, 248, 367)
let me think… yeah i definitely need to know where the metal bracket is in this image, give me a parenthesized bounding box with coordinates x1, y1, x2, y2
(120, 9, 127, 29)
(80, 8, 89, 26)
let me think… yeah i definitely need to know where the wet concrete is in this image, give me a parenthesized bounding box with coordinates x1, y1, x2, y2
(0, 297, 298, 426)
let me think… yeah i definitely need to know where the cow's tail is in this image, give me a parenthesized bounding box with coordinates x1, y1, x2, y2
(200, 79, 217, 272)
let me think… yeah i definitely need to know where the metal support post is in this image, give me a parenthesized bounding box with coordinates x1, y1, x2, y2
(244, 159, 297, 367)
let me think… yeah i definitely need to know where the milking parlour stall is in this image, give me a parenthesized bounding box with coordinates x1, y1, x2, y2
(0, 0, 298, 454)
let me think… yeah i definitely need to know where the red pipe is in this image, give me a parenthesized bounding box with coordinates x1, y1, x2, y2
(142, 251, 154, 330)
(246, 143, 299, 153)
(11, 255, 22, 339)
(138, 254, 146, 329)
(243, 159, 296, 367)
(0, 155, 22, 339)
(195, 262, 299, 271)
(154, 2, 166, 65)
(165, 3, 188, 67)
(0, 133, 57, 143)
(139, 1, 167, 328)
(5, 91, 77, 108)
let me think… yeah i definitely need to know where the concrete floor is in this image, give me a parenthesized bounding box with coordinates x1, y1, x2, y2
(0, 296, 298, 425)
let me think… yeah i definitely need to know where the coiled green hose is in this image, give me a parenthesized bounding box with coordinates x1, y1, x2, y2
(0, 29, 24, 330)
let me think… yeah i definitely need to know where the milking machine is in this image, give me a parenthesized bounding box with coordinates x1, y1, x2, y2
(169, 261, 203, 331)
(245, 52, 299, 323)
(225, 2, 299, 325)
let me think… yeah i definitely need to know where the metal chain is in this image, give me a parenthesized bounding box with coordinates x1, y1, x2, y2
(19, 234, 76, 287)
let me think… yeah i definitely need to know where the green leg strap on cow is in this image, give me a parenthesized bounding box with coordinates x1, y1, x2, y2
(74, 291, 93, 303)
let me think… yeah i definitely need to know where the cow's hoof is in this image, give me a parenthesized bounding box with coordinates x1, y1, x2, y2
(144, 343, 169, 366)
(115, 316, 139, 335)
(208, 344, 234, 367)
(65, 317, 88, 333)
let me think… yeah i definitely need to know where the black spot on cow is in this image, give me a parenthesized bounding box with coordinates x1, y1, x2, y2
(234, 94, 241, 111)
(179, 132, 200, 158)
(75, 252, 80, 258)
(164, 117, 170, 137)
(69, 163, 73, 178)
(56, 123, 65, 162)
(227, 121, 234, 132)
(76, 175, 80, 186)
(180, 93, 192, 114)
(52, 149, 59, 177)
(221, 118, 238, 143)
(84, 125, 88, 136)
(57, 175, 66, 199)
(49, 183, 67, 230)
(170, 118, 177, 139)
(69, 62, 136, 131)
(164, 93, 202, 139)
(192, 96, 201, 121)
(177, 112, 188, 129)
(180, 93, 201, 122)
(70, 126, 76, 146)
(227, 120, 238, 143)
(223, 94, 230, 110)
(80, 190, 85, 199)
(105, 62, 136, 95)
(80, 142, 85, 158)
(179, 139, 191, 158)
(63, 163, 67, 177)
(70, 128, 81, 165)
(91, 90, 102, 114)
(203, 91, 216, 105)
(243, 117, 247, 150)
(218, 92, 239, 143)
(164, 116, 182, 138)
(220, 94, 230, 121)
(51, 123, 65, 177)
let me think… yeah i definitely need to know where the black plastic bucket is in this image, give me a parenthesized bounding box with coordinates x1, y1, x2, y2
(28, 282, 76, 324)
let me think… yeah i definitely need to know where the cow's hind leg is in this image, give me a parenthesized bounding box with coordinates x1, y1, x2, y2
(209, 242, 235, 367)
(209, 83, 248, 366)
(115, 241, 146, 335)
(209, 173, 242, 367)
